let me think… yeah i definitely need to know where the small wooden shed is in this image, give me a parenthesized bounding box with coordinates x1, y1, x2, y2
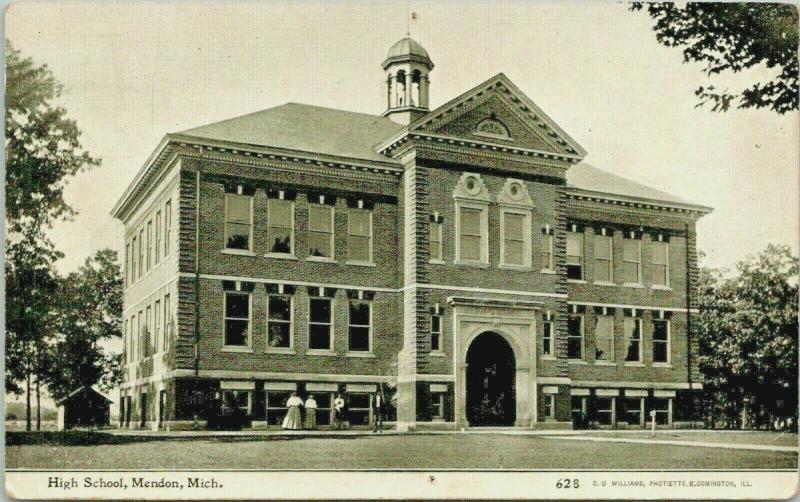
(56, 386, 112, 430)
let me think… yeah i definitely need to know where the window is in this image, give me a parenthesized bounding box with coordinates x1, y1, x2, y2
(594, 233, 613, 283)
(430, 314, 442, 352)
(266, 391, 291, 425)
(622, 237, 642, 284)
(348, 393, 372, 426)
(155, 210, 161, 265)
(541, 232, 554, 271)
(431, 393, 446, 420)
(163, 294, 170, 352)
(567, 314, 584, 359)
(624, 397, 643, 426)
(224, 193, 253, 250)
(145, 306, 152, 357)
(164, 200, 171, 256)
(138, 228, 144, 277)
(542, 319, 554, 357)
(347, 209, 373, 263)
(309, 297, 333, 350)
(653, 319, 670, 363)
(501, 211, 530, 267)
(348, 301, 371, 352)
(429, 220, 443, 262)
(652, 240, 670, 286)
(267, 198, 294, 255)
(154, 300, 161, 353)
(594, 315, 614, 362)
(457, 206, 486, 263)
(595, 397, 614, 425)
(308, 204, 334, 258)
(222, 390, 252, 415)
(651, 398, 671, 425)
(131, 237, 137, 282)
(624, 316, 643, 362)
(267, 295, 292, 348)
(566, 230, 584, 280)
(146, 220, 152, 271)
(571, 396, 587, 422)
(224, 292, 250, 347)
(124, 243, 130, 286)
(544, 394, 555, 419)
(314, 393, 332, 426)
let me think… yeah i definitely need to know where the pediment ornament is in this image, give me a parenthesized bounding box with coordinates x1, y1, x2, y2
(496, 178, 534, 208)
(452, 172, 490, 202)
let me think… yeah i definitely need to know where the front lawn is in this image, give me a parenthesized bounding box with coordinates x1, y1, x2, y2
(587, 430, 798, 447)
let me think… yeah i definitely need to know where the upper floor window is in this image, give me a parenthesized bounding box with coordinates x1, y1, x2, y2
(652, 236, 670, 287)
(566, 227, 584, 280)
(164, 199, 172, 256)
(131, 237, 137, 283)
(224, 291, 251, 347)
(224, 193, 253, 250)
(124, 243, 130, 287)
(267, 294, 292, 348)
(348, 300, 372, 352)
(163, 294, 170, 352)
(453, 173, 490, 265)
(624, 314, 643, 362)
(567, 313, 584, 360)
(430, 313, 442, 352)
(267, 198, 294, 255)
(541, 228, 554, 272)
(154, 299, 161, 353)
(594, 230, 613, 283)
(309, 296, 333, 350)
(653, 318, 670, 363)
(308, 203, 334, 258)
(154, 210, 162, 265)
(429, 215, 443, 262)
(542, 316, 554, 357)
(498, 179, 534, 269)
(622, 232, 642, 284)
(146, 219, 153, 271)
(138, 228, 144, 277)
(347, 206, 373, 263)
(595, 314, 614, 362)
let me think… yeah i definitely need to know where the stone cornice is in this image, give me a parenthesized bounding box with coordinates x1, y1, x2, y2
(567, 188, 713, 217)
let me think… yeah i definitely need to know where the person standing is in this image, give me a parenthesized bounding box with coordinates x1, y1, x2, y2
(282, 392, 303, 430)
(333, 393, 346, 430)
(303, 394, 318, 430)
(373, 388, 384, 433)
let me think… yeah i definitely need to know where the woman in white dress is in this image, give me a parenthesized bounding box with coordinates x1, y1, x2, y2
(282, 392, 303, 430)
(303, 394, 318, 430)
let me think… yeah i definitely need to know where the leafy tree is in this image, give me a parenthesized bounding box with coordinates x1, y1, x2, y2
(631, 3, 799, 114)
(5, 42, 100, 428)
(697, 244, 799, 429)
(47, 249, 124, 402)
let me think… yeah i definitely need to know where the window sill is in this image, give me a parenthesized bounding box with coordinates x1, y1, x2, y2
(540, 269, 556, 275)
(346, 260, 376, 267)
(264, 347, 296, 355)
(345, 351, 376, 358)
(306, 349, 337, 357)
(652, 362, 673, 368)
(594, 361, 617, 366)
(567, 279, 587, 284)
(265, 253, 297, 260)
(623, 361, 645, 367)
(568, 359, 588, 365)
(454, 260, 490, 268)
(499, 263, 534, 271)
(540, 355, 556, 361)
(429, 351, 446, 357)
(306, 256, 337, 264)
(221, 346, 254, 353)
(429, 259, 446, 265)
(593, 281, 617, 287)
(651, 285, 673, 291)
(221, 249, 256, 257)
(622, 283, 645, 289)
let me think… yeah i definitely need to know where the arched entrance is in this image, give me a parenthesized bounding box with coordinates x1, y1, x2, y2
(466, 332, 516, 426)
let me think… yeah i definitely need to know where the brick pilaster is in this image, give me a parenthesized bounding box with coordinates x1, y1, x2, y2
(554, 183, 570, 378)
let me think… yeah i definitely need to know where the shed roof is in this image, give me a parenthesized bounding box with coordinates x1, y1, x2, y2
(55, 386, 113, 406)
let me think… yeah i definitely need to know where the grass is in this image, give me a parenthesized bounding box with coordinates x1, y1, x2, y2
(5, 432, 797, 470)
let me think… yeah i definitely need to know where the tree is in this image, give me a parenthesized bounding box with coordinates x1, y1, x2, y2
(5, 42, 100, 429)
(631, 3, 799, 114)
(47, 249, 124, 402)
(697, 244, 799, 429)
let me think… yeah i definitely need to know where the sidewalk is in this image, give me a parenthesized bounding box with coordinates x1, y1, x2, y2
(545, 434, 799, 453)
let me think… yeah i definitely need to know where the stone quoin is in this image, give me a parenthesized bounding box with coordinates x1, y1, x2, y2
(111, 37, 712, 432)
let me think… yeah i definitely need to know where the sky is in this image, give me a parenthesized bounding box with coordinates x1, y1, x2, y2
(6, 1, 799, 278)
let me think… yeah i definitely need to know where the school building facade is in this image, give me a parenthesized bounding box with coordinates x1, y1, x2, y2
(112, 37, 711, 431)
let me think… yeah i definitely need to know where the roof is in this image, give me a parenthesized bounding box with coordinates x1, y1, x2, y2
(55, 386, 113, 406)
(382, 37, 434, 69)
(567, 162, 711, 212)
(179, 103, 405, 164)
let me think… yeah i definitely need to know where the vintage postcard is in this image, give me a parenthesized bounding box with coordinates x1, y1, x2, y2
(3, 1, 799, 499)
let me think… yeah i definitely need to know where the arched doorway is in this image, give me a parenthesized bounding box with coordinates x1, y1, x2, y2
(466, 332, 516, 426)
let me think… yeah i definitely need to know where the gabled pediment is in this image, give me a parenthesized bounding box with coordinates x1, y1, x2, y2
(406, 73, 586, 158)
